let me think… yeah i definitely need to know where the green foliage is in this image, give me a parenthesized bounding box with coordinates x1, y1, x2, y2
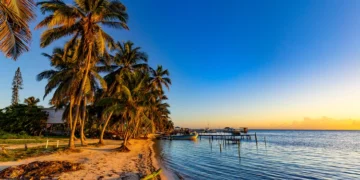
(0, 104, 48, 136)
(35, 1, 174, 148)
(0, 130, 36, 139)
(24, 96, 40, 106)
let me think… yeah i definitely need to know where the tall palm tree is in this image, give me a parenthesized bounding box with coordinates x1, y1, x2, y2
(36, 0, 128, 148)
(97, 41, 148, 145)
(0, 0, 35, 60)
(24, 96, 40, 106)
(105, 41, 148, 95)
(38, 45, 108, 147)
(149, 65, 171, 92)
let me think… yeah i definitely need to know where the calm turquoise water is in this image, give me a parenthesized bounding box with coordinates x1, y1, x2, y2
(156, 130, 360, 180)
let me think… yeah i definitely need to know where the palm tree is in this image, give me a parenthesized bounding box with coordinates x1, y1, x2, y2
(0, 0, 36, 60)
(105, 41, 148, 95)
(24, 96, 40, 106)
(97, 41, 148, 145)
(36, 0, 128, 148)
(38, 45, 108, 147)
(149, 65, 171, 92)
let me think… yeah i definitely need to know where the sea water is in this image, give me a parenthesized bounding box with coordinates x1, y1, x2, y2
(156, 130, 360, 180)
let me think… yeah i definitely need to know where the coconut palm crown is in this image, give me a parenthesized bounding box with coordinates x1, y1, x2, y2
(0, 0, 36, 60)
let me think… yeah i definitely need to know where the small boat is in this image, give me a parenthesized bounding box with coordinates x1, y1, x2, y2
(171, 132, 198, 140)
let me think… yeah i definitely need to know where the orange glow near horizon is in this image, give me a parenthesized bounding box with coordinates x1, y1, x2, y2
(175, 117, 360, 130)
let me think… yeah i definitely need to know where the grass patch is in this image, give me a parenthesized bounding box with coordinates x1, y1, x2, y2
(0, 131, 38, 139)
(0, 130, 69, 141)
(0, 139, 48, 145)
(0, 138, 69, 145)
(0, 146, 69, 162)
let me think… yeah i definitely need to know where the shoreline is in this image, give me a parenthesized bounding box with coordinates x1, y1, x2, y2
(151, 140, 178, 180)
(0, 138, 169, 179)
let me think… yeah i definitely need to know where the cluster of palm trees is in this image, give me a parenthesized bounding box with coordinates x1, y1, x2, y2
(1, 0, 173, 150)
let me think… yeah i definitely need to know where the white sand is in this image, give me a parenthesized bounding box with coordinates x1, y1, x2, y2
(0, 139, 169, 180)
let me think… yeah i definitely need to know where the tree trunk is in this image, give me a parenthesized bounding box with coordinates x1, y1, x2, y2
(80, 98, 87, 146)
(68, 97, 76, 149)
(69, 130, 75, 149)
(117, 132, 130, 152)
(69, 45, 93, 149)
(80, 120, 87, 146)
(99, 111, 113, 145)
(129, 114, 142, 139)
(68, 97, 74, 130)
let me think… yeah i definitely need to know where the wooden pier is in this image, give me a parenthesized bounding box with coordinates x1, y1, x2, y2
(198, 133, 257, 141)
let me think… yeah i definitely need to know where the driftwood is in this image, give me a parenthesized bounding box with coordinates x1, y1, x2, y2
(140, 168, 162, 180)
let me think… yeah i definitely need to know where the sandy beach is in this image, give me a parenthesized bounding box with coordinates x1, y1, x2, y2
(0, 139, 168, 180)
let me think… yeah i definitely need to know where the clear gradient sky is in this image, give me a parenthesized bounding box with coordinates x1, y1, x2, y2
(0, 0, 359, 130)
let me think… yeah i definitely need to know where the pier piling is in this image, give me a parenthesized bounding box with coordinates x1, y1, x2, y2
(255, 133, 258, 145)
(264, 137, 267, 146)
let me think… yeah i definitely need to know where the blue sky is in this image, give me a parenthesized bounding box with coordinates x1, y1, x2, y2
(0, 0, 359, 129)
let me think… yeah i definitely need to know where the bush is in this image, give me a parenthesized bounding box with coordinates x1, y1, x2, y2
(0, 104, 48, 136)
(0, 130, 36, 139)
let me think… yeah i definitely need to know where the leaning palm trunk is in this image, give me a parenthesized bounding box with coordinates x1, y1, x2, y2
(80, 98, 87, 146)
(119, 130, 131, 152)
(117, 119, 133, 152)
(69, 46, 93, 149)
(129, 113, 143, 139)
(99, 111, 114, 145)
(68, 97, 78, 147)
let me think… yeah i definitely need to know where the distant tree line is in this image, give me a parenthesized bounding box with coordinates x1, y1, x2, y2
(0, 97, 47, 136)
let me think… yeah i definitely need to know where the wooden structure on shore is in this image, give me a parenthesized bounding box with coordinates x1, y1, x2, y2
(158, 132, 266, 155)
(198, 133, 255, 141)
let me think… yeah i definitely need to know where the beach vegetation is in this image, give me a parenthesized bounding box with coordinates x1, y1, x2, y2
(0, 104, 48, 136)
(36, 0, 129, 149)
(24, 96, 40, 106)
(11, 67, 23, 105)
(0, 0, 36, 60)
(0, 0, 174, 152)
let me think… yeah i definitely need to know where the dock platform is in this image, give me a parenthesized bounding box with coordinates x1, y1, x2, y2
(198, 133, 255, 140)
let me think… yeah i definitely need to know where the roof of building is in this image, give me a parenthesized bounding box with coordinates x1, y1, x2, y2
(42, 108, 65, 124)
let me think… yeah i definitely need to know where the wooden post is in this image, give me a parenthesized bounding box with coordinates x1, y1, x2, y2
(220, 143, 222, 153)
(238, 140, 240, 158)
(46, 139, 49, 149)
(255, 133, 258, 145)
(57, 140, 59, 148)
(264, 137, 267, 146)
